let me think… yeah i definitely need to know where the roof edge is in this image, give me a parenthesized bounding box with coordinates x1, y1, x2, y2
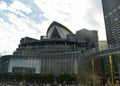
(46, 21, 73, 36)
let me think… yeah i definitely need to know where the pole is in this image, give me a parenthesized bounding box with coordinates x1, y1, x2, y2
(92, 59, 94, 75)
(92, 59, 95, 86)
(109, 54, 114, 86)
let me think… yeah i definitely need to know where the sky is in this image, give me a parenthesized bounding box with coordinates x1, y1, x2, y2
(0, 0, 106, 55)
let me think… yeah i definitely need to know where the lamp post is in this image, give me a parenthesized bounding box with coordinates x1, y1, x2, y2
(109, 54, 114, 86)
(92, 59, 95, 86)
(92, 59, 94, 75)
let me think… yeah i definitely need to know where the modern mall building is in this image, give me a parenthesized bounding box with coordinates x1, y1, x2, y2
(0, 21, 98, 76)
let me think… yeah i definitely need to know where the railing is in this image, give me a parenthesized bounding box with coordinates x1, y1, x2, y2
(79, 45, 120, 60)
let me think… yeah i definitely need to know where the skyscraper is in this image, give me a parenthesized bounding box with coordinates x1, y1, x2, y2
(101, 0, 120, 47)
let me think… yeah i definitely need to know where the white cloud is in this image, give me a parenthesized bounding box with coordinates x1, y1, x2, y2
(0, 1, 8, 10)
(0, 1, 32, 14)
(0, 1, 36, 55)
(10, 0, 32, 14)
(0, 0, 106, 55)
(6, 12, 41, 38)
(0, 18, 18, 55)
(0, 12, 41, 55)
(34, 0, 106, 40)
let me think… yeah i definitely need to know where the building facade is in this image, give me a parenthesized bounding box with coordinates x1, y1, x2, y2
(0, 21, 98, 77)
(98, 41, 108, 51)
(75, 29, 98, 51)
(101, 0, 120, 83)
(102, 0, 120, 47)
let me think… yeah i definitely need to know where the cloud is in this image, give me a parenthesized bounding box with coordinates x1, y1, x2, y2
(0, 0, 106, 55)
(10, 0, 32, 14)
(0, 0, 32, 14)
(34, 0, 106, 35)
(0, 1, 43, 55)
(0, 1, 8, 10)
(82, 0, 106, 40)
(0, 13, 42, 55)
(0, 18, 18, 55)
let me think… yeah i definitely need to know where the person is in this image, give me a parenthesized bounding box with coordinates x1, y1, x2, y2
(3, 81, 7, 86)
(105, 80, 111, 86)
(115, 80, 119, 86)
(19, 82, 23, 86)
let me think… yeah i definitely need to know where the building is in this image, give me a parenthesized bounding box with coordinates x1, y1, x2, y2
(0, 21, 98, 79)
(101, 1, 120, 82)
(0, 59, 2, 73)
(75, 29, 98, 52)
(0, 55, 11, 73)
(98, 41, 108, 51)
(101, 0, 120, 47)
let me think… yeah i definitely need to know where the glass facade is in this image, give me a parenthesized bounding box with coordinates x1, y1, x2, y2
(0, 21, 98, 82)
(8, 50, 78, 75)
(8, 58, 41, 73)
(4, 30, 82, 75)
(77, 53, 120, 84)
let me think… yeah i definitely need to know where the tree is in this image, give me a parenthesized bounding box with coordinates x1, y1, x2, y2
(48, 74, 54, 83)
(15, 73, 22, 81)
(58, 74, 71, 84)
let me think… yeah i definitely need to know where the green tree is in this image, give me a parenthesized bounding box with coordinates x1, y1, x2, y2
(48, 74, 54, 83)
(23, 73, 31, 81)
(32, 74, 40, 82)
(58, 74, 71, 84)
(15, 73, 22, 81)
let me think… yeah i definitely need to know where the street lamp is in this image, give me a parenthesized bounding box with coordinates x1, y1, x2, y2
(109, 54, 114, 86)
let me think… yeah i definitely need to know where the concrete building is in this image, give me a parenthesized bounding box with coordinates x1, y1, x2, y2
(101, 0, 120, 47)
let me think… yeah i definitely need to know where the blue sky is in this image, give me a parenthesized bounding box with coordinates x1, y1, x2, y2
(0, 0, 106, 55)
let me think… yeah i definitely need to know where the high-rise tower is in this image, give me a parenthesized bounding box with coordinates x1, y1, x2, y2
(101, 0, 120, 47)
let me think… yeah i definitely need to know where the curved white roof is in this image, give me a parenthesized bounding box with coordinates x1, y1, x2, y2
(47, 21, 73, 39)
